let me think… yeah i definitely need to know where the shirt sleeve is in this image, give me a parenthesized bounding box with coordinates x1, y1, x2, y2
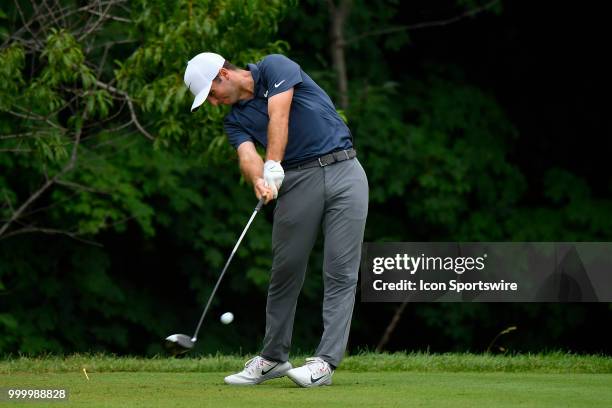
(259, 54, 303, 98)
(224, 116, 253, 150)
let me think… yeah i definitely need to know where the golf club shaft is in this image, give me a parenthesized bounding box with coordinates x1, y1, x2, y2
(191, 198, 265, 341)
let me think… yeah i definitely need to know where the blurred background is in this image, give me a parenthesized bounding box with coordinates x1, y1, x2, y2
(1, 0, 610, 356)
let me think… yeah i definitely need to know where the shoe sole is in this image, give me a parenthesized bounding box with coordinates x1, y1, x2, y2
(286, 373, 332, 388)
(224, 366, 292, 386)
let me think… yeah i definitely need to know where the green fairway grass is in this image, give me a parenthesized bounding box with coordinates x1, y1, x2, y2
(1, 353, 611, 407)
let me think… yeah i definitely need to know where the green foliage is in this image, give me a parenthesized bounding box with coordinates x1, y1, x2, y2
(117, 0, 293, 150)
(0, 45, 25, 108)
(505, 168, 612, 241)
(350, 74, 525, 240)
(1, 0, 610, 358)
(40, 30, 95, 88)
(280, 0, 411, 96)
(0, 0, 291, 355)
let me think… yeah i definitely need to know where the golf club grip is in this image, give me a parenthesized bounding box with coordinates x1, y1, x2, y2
(191, 199, 263, 341)
(255, 197, 264, 212)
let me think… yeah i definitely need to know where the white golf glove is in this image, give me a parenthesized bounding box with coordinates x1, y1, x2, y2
(263, 160, 285, 199)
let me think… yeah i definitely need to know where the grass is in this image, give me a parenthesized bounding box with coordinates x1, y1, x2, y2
(1, 353, 611, 407)
(2, 351, 611, 374)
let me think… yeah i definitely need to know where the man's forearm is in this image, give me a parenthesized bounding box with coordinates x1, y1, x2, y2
(239, 149, 265, 185)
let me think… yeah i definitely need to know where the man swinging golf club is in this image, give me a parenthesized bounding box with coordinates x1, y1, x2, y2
(184, 52, 368, 387)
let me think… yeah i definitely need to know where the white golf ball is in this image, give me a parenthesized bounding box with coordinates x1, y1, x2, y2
(220, 312, 234, 325)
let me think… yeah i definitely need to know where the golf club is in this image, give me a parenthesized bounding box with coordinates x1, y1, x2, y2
(164, 197, 264, 356)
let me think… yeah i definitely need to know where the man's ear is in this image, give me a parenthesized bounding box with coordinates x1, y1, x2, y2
(219, 67, 231, 80)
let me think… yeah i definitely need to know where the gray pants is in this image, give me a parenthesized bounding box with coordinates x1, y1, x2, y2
(261, 158, 368, 367)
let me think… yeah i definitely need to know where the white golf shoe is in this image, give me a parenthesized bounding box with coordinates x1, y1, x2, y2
(224, 356, 292, 385)
(286, 357, 334, 387)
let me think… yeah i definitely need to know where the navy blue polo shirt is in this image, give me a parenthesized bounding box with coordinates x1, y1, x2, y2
(223, 54, 352, 167)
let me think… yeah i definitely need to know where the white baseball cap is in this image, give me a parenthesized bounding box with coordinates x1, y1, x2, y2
(184, 52, 225, 112)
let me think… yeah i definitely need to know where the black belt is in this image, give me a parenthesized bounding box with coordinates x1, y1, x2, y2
(284, 148, 357, 171)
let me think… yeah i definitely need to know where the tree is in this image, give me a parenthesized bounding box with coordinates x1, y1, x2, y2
(279, 0, 612, 353)
(0, 0, 294, 354)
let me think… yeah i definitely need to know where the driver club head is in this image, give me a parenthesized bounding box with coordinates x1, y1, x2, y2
(164, 334, 195, 356)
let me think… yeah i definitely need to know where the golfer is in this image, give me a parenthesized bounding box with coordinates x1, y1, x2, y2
(184, 52, 368, 387)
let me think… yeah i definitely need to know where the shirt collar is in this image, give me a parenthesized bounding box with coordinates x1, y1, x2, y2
(237, 63, 260, 107)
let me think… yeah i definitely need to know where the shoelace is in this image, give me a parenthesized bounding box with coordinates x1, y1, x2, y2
(244, 356, 265, 374)
(305, 357, 331, 375)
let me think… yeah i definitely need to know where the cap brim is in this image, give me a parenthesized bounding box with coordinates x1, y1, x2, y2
(190, 82, 212, 112)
